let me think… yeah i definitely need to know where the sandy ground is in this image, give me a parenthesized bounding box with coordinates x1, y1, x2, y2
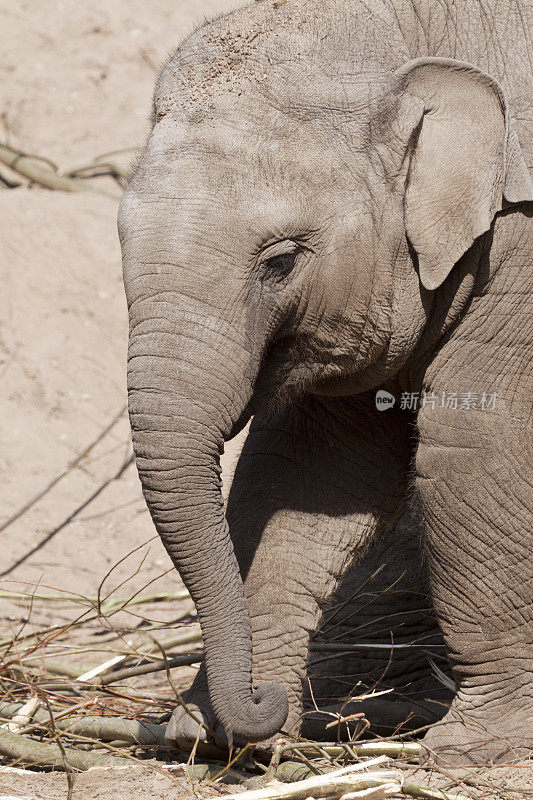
(1, 0, 247, 605)
(1, 0, 246, 164)
(1, 188, 247, 605)
(0, 3, 248, 795)
(1, 760, 532, 800)
(0, 1, 531, 798)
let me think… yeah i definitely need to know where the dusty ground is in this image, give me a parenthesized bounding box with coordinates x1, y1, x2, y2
(0, 1, 531, 798)
(1, 758, 532, 800)
(0, 2, 247, 797)
(1, 0, 247, 607)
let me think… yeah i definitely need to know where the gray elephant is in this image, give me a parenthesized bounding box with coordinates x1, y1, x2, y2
(118, 0, 532, 764)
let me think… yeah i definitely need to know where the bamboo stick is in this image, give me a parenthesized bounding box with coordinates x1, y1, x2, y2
(0, 143, 118, 197)
(0, 702, 165, 745)
(93, 651, 202, 686)
(283, 742, 421, 759)
(274, 762, 473, 800)
(339, 788, 397, 799)
(0, 726, 131, 770)
(207, 760, 399, 800)
(75, 623, 200, 682)
(4, 698, 40, 732)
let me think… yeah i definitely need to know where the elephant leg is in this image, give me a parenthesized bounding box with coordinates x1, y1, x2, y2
(307, 502, 453, 738)
(167, 390, 412, 748)
(171, 507, 451, 747)
(416, 400, 532, 765)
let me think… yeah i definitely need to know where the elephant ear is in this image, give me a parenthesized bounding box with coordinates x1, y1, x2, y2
(394, 57, 532, 291)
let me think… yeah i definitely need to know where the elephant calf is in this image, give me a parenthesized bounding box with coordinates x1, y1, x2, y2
(118, 0, 532, 764)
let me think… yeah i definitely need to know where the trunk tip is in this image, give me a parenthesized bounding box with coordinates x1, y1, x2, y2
(218, 682, 289, 744)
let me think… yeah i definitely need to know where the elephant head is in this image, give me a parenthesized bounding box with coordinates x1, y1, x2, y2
(118, 17, 531, 743)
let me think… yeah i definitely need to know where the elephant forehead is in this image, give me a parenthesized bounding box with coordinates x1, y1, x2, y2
(121, 121, 380, 271)
(137, 108, 370, 214)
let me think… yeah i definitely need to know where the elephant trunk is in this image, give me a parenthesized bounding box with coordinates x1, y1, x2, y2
(126, 297, 288, 743)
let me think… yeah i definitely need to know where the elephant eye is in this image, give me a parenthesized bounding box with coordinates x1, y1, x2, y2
(263, 252, 297, 281)
(260, 241, 300, 283)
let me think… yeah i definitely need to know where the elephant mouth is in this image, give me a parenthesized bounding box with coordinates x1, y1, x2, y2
(250, 332, 354, 409)
(239, 337, 296, 417)
(228, 405, 253, 440)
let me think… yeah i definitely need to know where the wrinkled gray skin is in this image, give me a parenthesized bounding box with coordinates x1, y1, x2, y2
(119, 0, 532, 765)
